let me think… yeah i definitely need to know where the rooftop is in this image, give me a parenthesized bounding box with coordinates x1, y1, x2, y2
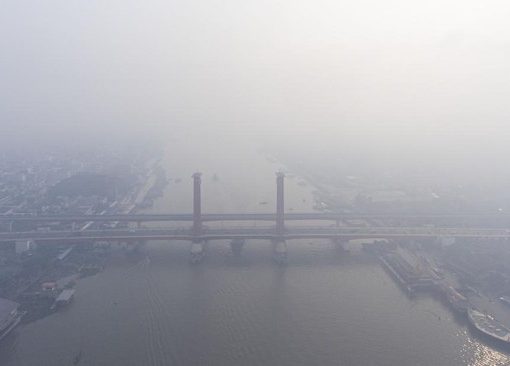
(56, 289, 75, 302)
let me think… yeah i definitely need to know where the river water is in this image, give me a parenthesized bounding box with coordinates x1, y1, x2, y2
(1, 136, 510, 366)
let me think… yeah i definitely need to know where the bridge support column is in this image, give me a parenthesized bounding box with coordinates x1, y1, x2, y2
(333, 239, 348, 253)
(190, 241, 205, 264)
(276, 172, 285, 235)
(230, 239, 245, 256)
(192, 172, 202, 235)
(272, 240, 287, 265)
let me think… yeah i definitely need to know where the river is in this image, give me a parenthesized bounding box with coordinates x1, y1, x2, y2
(1, 136, 509, 366)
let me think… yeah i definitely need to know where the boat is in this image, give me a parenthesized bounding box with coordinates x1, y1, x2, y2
(378, 254, 414, 295)
(467, 308, 510, 344)
(0, 298, 23, 341)
(499, 296, 510, 307)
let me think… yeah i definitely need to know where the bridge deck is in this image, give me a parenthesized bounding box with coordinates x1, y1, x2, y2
(1, 226, 510, 242)
(1, 212, 510, 223)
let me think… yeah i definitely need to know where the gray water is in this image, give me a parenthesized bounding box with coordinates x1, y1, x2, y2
(1, 137, 509, 366)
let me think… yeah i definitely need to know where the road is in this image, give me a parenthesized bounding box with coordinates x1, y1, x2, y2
(2, 225, 510, 242)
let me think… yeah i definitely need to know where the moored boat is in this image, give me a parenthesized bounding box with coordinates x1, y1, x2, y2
(467, 308, 510, 344)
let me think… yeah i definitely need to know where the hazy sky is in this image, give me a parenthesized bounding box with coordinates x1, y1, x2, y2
(1, 0, 510, 159)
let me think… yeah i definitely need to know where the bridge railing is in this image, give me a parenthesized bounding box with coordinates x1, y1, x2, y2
(1, 226, 510, 242)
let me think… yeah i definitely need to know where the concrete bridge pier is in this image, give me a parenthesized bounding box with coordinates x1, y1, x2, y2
(230, 239, 245, 256)
(333, 238, 349, 253)
(190, 240, 205, 264)
(272, 240, 287, 265)
(124, 240, 141, 255)
(128, 239, 145, 249)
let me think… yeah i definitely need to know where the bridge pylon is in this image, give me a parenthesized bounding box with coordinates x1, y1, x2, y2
(192, 172, 202, 235)
(276, 172, 285, 235)
(190, 172, 205, 264)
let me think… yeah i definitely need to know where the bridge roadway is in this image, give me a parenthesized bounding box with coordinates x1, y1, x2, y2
(1, 212, 510, 223)
(2, 226, 510, 242)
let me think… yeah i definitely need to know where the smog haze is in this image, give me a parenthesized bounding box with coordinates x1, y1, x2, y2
(2, 0, 510, 152)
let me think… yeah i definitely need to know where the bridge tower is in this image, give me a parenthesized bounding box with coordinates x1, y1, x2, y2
(190, 172, 205, 263)
(192, 172, 202, 235)
(274, 172, 287, 264)
(276, 172, 285, 235)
